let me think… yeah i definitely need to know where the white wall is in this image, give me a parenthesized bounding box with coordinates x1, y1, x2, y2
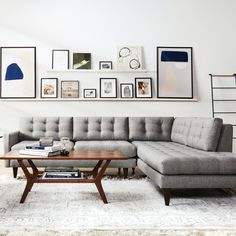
(0, 0, 236, 134)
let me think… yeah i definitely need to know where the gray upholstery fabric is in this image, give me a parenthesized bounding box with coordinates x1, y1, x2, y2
(19, 117, 73, 141)
(217, 124, 233, 152)
(10, 158, 136, 168)
(187, 118, 223, 151)
(74, 140, 136, 157)
(11, 140, 74, 151)
(73, 117, 128, 140)
(138, 159, 236, 188)
(133, 141, 236, 175)
(171, 118, 192, 145)
(171, 117, 223, 151)
(129, 117, 174, 141)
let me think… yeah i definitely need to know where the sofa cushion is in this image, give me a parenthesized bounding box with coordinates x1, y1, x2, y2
(11, 140, 74, 151)
(133, 141, 236, 175)
(73, 117, 128, 140)
(19, 117, 73, 140)
(171, 117, 223, 151)
(129, 117, 174, 141)
(74, 140, 136, 157)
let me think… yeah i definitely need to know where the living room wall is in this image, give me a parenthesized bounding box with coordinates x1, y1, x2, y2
(0, 0, 236, 132)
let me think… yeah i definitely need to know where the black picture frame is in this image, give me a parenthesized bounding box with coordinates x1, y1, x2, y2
(135, 77, 152, 98)
(157, 46, 193, 99)
(83, 89, 97, 98)
(40, 78, 58, 98)
(61, 80, 79, 98)
(99, 61, 112, 70)
(52, 49, 69, 70)
(0, 47, 36, 99)
(99, 78, 117, 98)
(120, 83, 134, 98)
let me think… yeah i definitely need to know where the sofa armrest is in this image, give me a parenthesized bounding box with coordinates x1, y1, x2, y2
(4, 131, 20, 167)
(217, 124, 233, 152)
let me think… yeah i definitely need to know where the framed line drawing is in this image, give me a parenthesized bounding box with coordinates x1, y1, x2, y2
(157, 47, 193, 99)
(83, 89, 96, 98)
(41, 78, 58, 98)
(100, 78, 117, 98)
(52, 50, 69, 70)
(135, 77, 152, 98)
(120, 83, 134, 98)
(61, 80, 79, 98)
(0, 47, 36, 98)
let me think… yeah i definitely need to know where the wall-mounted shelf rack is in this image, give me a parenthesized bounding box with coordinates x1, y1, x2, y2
(47, 69, 156, 73)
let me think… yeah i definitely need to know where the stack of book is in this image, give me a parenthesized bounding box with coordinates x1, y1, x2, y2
(42, 168, 84, 179)
(19, 145, 62, 157)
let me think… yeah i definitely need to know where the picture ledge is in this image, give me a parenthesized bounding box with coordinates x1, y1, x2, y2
(47, 69, 155, 73)
(0, 98, 198, 102)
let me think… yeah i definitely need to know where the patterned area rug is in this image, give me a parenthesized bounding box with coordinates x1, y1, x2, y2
(0, 175, 236, 232)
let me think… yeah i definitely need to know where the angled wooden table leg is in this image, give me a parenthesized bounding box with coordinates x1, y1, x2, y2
(18, 159, 39, 203)
(94, 160, 111, 204)
(92, 160, 103, 178)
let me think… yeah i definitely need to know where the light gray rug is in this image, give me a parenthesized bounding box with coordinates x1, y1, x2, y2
(0, 175, 236, 231)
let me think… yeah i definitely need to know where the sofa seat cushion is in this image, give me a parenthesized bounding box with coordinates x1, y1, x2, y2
(74, 140, 136, 157)
(133, 141, 236, 175)
(11, 140, 74, 151)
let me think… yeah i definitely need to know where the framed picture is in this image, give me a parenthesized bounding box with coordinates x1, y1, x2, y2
(41, 78, 58, 98)
(61, 80, 79, 98)
(120, 83, 134, 98)
(100, 78, 117, 98)
(73, 53, 91, 69)
(117, 46, 142, 70)
(157, 47, 193, 98)
(135, 77, 152, 98)
(83, 89, 96, 98)
(52, 50, 69, 70)
(99, 61, 112, 70)
(0, 47, 36, 98)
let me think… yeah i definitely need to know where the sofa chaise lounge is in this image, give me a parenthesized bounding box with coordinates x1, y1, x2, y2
(5, 116, 236, 205)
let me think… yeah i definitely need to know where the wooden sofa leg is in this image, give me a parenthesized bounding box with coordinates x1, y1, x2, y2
(123, 168, 128, 179)
(118, 168, 121, 175)
(132, 168, 135, 175)
(13, 167, 18, 178)
(163, 188, 171, 206)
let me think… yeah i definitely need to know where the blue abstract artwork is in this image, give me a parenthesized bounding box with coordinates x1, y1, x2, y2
(161, 51, 188, 62)
(5, 63, 24, 80)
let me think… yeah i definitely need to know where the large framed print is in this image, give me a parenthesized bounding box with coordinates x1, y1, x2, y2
(61, 80, 79, 98)
(52, 50, 69, 70)
(0, 47, 36, 98)
(100, 78, 117, 98)
(157, 47, 193, 98)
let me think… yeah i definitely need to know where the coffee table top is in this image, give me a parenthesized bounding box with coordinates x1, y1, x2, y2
(0, 150, 128, 161)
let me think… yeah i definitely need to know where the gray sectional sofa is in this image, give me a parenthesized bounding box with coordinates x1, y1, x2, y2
(5, 116, 236, 205)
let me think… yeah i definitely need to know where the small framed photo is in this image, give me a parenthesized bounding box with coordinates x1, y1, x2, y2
(83, 89, 96, 98)
(73, 53, 91, 69)
(61, 80, 79, 98)
(41, 78, 58, 98)
(99, 61, 112, 70)
(52, 50, 69, 70)
(100, 78, 117, 98)
(120, 83, 134, 98)
(135, 77, 152, 98)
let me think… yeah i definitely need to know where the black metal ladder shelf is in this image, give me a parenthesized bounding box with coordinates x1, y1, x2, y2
(210, 74, 236, 141)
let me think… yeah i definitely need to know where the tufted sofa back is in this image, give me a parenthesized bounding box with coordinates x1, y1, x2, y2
(73, 117, 129, 140)
(19, 117, 73, 140)
(129, 117, 174, 141)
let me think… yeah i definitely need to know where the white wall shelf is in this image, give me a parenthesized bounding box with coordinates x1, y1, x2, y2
(47, 69, 155, 73)
(0, 98, 198, 102)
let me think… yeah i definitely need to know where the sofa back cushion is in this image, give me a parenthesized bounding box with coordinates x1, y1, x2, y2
(129, 117, 174, 141)
(171, 117, 223, 151)
(73, 117, 128, 140)
(19, 117, 73, 140)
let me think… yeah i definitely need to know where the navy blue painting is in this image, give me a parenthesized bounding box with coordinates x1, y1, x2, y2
(161, 51, 188, 62)
(5, 63, 24, 80)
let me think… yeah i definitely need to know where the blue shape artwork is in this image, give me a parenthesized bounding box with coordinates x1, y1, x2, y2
(5, 63, 24, 80)
(161, 51, 188, 62)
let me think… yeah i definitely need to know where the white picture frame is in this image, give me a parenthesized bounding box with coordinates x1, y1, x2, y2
(52, 50, 69, 70)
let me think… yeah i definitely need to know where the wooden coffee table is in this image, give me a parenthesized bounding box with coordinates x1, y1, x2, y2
(0, 150, 128, 204)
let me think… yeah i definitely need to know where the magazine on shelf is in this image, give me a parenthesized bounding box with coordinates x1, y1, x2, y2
(42, 171, 84, 179)
(19, 150, 61, 157)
